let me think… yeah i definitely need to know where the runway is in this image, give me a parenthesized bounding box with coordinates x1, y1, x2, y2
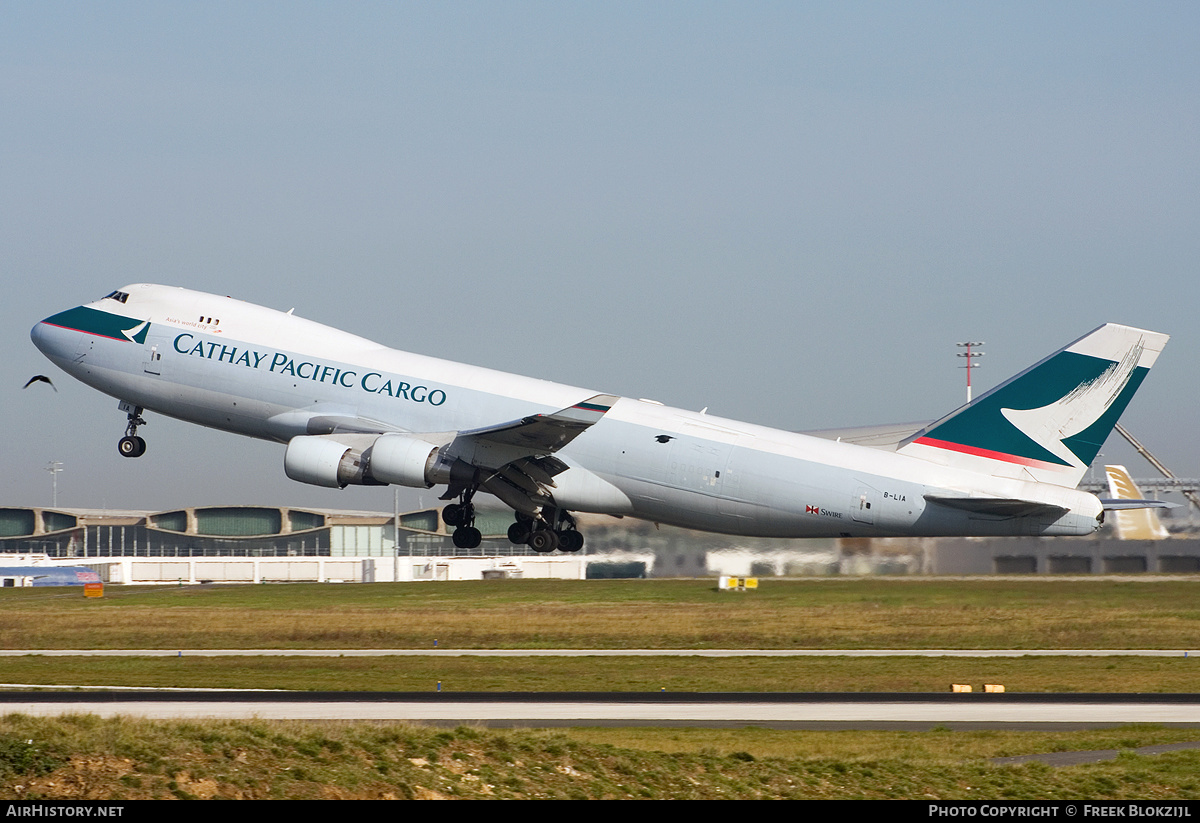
(3, 691, 1199, 729)
(5, 649, 1195, 729)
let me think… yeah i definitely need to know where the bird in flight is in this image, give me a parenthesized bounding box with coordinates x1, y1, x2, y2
(23, 375, 56, 392)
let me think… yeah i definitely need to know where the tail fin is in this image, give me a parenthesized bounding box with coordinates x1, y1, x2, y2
(897, 324, 1168, 488)
(1103, 465, 1170, 540)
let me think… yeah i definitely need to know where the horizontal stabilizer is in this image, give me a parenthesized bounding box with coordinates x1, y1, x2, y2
(924, 494, 1067, 519)
(1099, 499, 1175, 510)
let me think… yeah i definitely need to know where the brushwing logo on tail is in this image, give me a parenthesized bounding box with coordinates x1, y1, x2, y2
(910, 350, 1144, 471)
(898, 324, 1167, 487)
(1000, 337, 1144, 471)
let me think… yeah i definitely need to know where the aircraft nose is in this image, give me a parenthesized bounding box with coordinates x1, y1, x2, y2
(30, 318, 52, 354)
(31, 311, 74, 359)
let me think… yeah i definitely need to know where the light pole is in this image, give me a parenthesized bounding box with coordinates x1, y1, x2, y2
(956, 342, 985, 404)
(45, 461, 63, 508)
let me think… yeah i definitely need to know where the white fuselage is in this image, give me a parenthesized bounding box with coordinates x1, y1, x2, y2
(32, 284, 1103, 538)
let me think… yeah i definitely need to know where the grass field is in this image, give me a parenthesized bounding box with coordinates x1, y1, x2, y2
(2, 717, 1199, 800)
(1, 654, 1198, 693)
(3, 577, 1200, 692)
(3, 577, 1200, 650)
(3, 577, 1200, 798)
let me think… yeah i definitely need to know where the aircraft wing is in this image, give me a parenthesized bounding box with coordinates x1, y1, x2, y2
(447, 393, 618, 473)
(276, 393, 618, 450)
(438, 394, 619, 507)
(458, 394, 618, 454)
(802, 421, 931, 450)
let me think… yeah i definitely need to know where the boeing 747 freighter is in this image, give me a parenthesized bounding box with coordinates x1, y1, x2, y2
(31, 285, 1169, 551)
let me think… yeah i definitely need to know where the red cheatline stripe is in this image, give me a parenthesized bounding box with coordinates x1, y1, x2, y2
(912, 436, 1071, 471)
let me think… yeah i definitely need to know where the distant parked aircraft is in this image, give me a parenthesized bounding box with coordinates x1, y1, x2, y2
(0, 565, 100, 587)
(1103, 465, 1170, 540)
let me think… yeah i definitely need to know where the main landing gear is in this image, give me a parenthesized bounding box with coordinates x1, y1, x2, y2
(442, 477, 584, 554)
(507, 508, 584, 553)
(118, 405, 147, 458)
(443, 488, 482, 549)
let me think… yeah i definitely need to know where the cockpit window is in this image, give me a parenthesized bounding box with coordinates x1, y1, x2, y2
(104, 291, 129, 304)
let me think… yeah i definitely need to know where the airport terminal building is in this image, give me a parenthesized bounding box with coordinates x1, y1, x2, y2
(0, 505, 590, 583)
(3, 504, 1200, 585)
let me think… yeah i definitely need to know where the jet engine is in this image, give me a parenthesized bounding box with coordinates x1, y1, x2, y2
(284, 432, 477, 491)
(283, 434, 379, 488)
(367, 433, 441, 488)
(369, 433, 478, 489)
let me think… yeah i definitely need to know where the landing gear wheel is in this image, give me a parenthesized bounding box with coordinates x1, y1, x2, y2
(557, 529, 584, 552)
(119, 404, 147, 457)
(508, 521, 532, 545)
(452, 526, 482, 549)
(443, 503, 467, 527)
(526, 529, 559, 553)
(118, 436, 146, 458)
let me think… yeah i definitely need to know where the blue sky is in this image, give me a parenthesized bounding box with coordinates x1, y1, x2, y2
(4, 2, 1198, 512)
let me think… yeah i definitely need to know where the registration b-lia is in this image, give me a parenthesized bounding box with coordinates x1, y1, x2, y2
(31, 284, 1169, 552)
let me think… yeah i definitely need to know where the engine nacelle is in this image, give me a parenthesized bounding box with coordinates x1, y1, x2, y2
(287, 432, 477, 492)
(284, 434, 377, 488)
(367, 433, 442, 488)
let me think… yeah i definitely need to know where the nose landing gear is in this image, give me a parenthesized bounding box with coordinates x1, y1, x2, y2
(118, 405, 147, 458)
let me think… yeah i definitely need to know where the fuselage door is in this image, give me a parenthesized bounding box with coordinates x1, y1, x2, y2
(143, 343, 162, 375)
(851, 484, 878, 525)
